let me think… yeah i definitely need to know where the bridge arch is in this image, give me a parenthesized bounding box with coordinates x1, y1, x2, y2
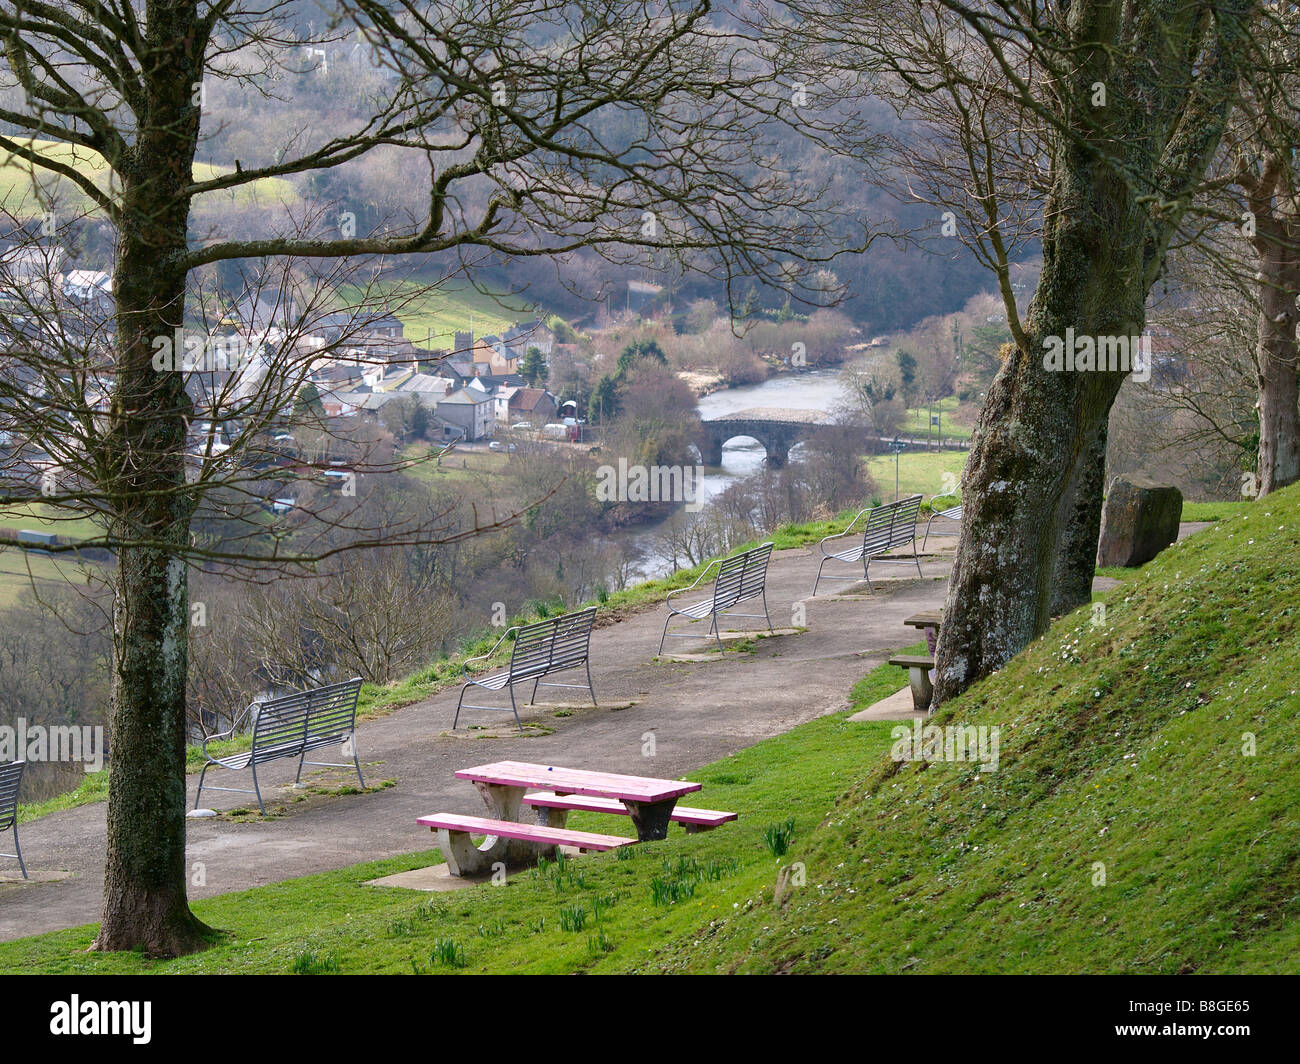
(700, 407, 831, 469)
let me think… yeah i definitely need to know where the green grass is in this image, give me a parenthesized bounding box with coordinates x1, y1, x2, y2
(336, 277, 535, 350)
(0, 549, 106, 608)
(3, 486, 1295, 972)
(0, 504, 106, 541)
(867, 450, 967, 502)
(899, 397, 974, 441)
(0, 138, 295, 218)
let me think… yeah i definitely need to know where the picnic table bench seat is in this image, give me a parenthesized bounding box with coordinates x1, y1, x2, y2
(195, 676, 365, 814)
(659, 541, 774, 653)
(889, 653, 936, 715)
(417, 812, 636, 875)
(455, 606, 598, 731)
(813, 495, 924, 594)
(524, 790, 737, 833)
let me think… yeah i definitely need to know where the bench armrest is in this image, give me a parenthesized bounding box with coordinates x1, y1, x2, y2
(820, 507, 874, 552)
(928, 491, 959, 510)
(199, 702, 255, 760)
(665, 557, 722, 603)
(462, 627, 518, 677)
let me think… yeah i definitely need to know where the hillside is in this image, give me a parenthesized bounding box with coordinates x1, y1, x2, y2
(653, 487, 1300, 974)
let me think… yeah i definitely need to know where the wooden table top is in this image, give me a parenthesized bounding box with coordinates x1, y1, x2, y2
(903, 610, 944, 629)
(456, 761, 702, 803)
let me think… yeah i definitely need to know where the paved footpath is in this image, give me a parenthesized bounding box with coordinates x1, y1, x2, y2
(4, 524, 1146, 943)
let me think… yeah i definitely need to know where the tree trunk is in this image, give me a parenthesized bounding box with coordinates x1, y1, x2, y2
(1051, 422, 1109, 616)
(1254, 218, 1300, 496)
(933, 149, 1151, 706)
(930, 0, 1247, 710)
(91, 3, 211, 956)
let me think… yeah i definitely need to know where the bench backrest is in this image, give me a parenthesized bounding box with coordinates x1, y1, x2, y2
(508, 607, 597, 681)
(0, 760, 24, 831)
(862, 495, 921, 555)
(886, 495, 922, 548)
(737, 542, 774, 602)
(548, 607, 598, 673)
(710, 552, 749, 612)
(250, 677, 363, 762)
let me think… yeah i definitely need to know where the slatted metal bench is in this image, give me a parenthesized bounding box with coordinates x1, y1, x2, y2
(454, 606, 598, 731)
(812, 494, 923, 594)
(417, 812, 636, 876)
(923, 492, 963, 548)
(525, 791, 737, 834)
(1, 760, 27, 878)
(658, 541, 774, 653)
(195, 676, 365, 814)
(889, 653, 936, 714)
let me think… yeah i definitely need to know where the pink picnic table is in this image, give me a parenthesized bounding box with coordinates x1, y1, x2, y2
(456, 760, 702, 844)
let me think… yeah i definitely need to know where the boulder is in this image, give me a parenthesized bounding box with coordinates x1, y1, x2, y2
(1096, 474, 1183, 568)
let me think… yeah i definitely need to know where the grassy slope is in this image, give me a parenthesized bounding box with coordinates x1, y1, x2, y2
(653, 486, 1300, 974)
(335, 278, 534, 349)
(1, 489, 1292, 973)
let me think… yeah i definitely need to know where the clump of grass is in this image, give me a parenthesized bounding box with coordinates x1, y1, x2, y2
(648, 855, 740, 906)
(476, 918, 507, 938)
(291, 950, 341, 974)
(559, 904, 588, 932)
(430, 938, 467, 968)
(763, 818, 796, 857)
(587, 931, 616, 956)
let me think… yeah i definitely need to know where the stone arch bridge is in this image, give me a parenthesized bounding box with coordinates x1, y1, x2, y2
(701, 407, 833, 468)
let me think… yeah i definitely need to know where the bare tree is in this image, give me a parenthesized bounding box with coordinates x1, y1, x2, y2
(0, 0, 859, 955)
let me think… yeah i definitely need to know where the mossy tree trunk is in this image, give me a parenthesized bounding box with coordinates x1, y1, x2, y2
(90, 2, 212, 956)
(932, 0, 1252, 708)
(1252, 181, 1300, 496)
(1051, 423, 1109, 617)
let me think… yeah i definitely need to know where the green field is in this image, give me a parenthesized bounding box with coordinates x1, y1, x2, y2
(900, 396, 974, 441)
(867, 449, 967, 501)
(0, 139, 296, 219)
(338, 277, 538, 350)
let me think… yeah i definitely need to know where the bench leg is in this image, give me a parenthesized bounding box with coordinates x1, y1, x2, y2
(812, 557, 826, 596)
(585, 660, 598, 706)
(11, 824, 26, 879)
(453, 683, 467, 729)
(907, 665, 934, 714)
(252, 762, 266, 815)
(621, 798, 679, 841)
(454, 775, 540, 868)
(657, 612, 672, 655)
(195, 764, 209, 810)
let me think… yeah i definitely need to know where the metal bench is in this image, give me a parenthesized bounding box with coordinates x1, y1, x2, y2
(416, 812, 636, 876)
(812, 494, 923, 594)
(454, 606, 598, 731)
(658, 541, 774, 653)
(195, 676, 365, 814)
(923, 492, 963, 548)
(525, 790, 737, 833)
(1, 760, 26, 878)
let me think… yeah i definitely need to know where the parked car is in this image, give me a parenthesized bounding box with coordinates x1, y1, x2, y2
(488, 440, 505, 452)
